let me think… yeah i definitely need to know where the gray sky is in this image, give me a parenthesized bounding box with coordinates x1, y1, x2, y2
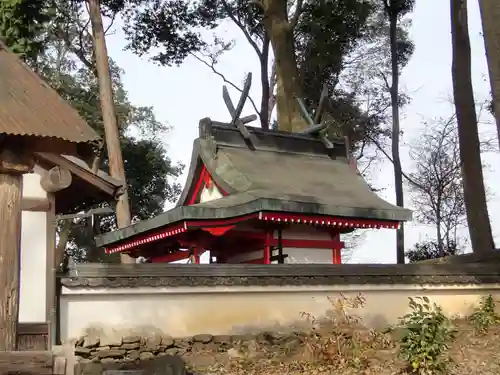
(106, 0, 500, 263)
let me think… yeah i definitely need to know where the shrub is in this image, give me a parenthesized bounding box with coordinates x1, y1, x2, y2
(469, 294, 500, 334)
(398, 296, 456, 374)
(300, 293, 392, 370)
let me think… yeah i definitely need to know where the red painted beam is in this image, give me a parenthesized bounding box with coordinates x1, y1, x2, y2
(224, 231, 342, 249)
(216, 238, 343, 254)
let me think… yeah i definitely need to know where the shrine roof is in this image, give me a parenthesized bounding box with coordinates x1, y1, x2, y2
(95, 119, 411, 248)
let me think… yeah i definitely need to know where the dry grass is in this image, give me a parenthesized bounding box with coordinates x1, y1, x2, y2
(185, 325, 500, 375)
(183, 295, 500, 375)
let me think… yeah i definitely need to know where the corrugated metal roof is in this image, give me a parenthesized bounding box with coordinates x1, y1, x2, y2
(0, 42, 100, 143)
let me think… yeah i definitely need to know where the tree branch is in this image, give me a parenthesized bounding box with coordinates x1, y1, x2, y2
(104, 12, 117, 35)
(268, 57, 277, 120)
(289, 0, 304, 29)
(190, 53, 261, 116)
(366, 133, 425, 190)
(222, 0, 263, 58)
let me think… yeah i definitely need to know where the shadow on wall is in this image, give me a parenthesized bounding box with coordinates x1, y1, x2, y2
(59, 285, 490, 342)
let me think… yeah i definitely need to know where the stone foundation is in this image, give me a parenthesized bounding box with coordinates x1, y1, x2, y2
(74, 331, 306, 363)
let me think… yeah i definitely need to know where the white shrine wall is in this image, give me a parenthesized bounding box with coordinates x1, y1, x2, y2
(60, 283, 500, 341)
(282, 226, 333, 264)
(19, 167, 51, 323)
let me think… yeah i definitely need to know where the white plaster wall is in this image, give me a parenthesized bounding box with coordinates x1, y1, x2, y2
(19, 168, 48, 323)
(225, 225, 334, 264)
(60, 283, 500, 341)
(199, 184, 222, 203)
(282, 226, 333, 263)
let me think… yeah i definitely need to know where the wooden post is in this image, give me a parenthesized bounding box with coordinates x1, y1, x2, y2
(263, 230, 272, 264)
(0, 148, 33, 350)
(88, 0, 134, 263)
(193, 247, 200, 264)
(330, 232, 343, 265)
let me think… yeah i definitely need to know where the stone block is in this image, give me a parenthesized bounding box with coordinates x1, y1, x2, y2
(122, 336, 141, 344)
(74, 355, 187, 375)
(192, 334, 213, 344)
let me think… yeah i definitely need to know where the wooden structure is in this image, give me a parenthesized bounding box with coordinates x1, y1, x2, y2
(0, 351, 63, 375)
(19, 153, 122, 351)
(95, 77, 412, 264)
(0, 41, 122, 350)
(17, 323, 50, 351)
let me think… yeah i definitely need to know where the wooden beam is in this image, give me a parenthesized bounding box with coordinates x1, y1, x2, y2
(36, 152, 118, 197)
(21, 197, 51, 212)
(18, 323, 49, 335)
(46, 194, 57, 348)
(40, 166, 72, 193)
(0, 147, 32, 350)
(0, 351, 53, 375)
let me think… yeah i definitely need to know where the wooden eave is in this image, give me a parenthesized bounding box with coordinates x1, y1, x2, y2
(35, 152, 121, 198)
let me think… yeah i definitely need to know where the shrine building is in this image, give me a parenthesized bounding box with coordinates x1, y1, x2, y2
(95, 118, 412, 264)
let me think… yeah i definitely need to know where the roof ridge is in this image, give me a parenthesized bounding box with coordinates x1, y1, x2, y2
(200, 121, 347, 159)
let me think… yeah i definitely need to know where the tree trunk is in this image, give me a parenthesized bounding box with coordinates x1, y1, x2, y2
(388, 15, 405, 264)
(259, 37, 270, 129)
(450, 0, 494, 253)
(0, 173, 22, 350)
(263, 0, 305, 132)
(436, 206, 444, 257)
(88, 0, 134, 263)
(478, 0, 500, 150)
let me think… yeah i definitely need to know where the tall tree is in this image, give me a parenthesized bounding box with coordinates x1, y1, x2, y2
(88, 0, 134, 263)
(0, 0, 52, 62)
(478, 0, 500, 151)
(450, 0, 494, 253)
(382, 0, 414, 264)
(123, 0, 408, 146)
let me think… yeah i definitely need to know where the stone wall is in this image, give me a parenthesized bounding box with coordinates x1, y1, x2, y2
(73, 331, 305, 364)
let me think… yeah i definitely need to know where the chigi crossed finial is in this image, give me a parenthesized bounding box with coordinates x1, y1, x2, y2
(221, 72, 257, 148)
(296, 83, 334, 149)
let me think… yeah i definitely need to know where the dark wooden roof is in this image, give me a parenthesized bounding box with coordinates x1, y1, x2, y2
(95, 119, 412, 248)
(0, 42, 100, 144)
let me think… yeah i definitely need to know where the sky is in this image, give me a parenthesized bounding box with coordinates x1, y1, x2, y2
(105, 0, 500, 263)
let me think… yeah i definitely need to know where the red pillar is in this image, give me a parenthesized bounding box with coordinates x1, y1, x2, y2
(193, 246, 201, 264)
(263, 230, 272, 264)
(330, 232, 344, 264)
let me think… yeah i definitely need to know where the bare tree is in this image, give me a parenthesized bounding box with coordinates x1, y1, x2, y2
(341, 231, 367, 263)
(408, 115, 466, 254)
